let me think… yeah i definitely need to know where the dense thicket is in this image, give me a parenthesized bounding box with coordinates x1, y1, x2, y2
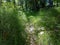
(0, 0, 60, 45)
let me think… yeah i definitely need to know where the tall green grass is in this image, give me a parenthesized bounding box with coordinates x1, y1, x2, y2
(0, 3, 29, 45)
(0, 2, 60, 45)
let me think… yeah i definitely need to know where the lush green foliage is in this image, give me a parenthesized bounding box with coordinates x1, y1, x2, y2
(0, 0, 60, 45)
(0, 3, 29, 45)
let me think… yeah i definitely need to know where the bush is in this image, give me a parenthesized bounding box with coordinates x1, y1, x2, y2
(0, 3, 28, 45)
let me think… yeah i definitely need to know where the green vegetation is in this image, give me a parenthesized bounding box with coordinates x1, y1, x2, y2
(0, 0, 60, 45)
